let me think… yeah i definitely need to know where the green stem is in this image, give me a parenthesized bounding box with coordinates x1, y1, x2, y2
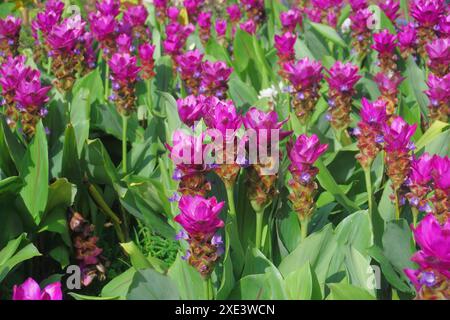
(104, 64, 110, 102)
(300, 218, 309, 240)
(87, 183, 125, 243)
(255, 209, 264, 250)
(226, 186, 237, 218)
(394, 189, 401, 220)
(122, 114, 128, 175)
(203, 278, 210, 300)
(340, 129, 352, 146)
(364, 167, 373, 219)
(208, 278, 214, 300)
(47, 56, 52, 75)
(411, 207, 419, 228)
(146, 79, 153, 112)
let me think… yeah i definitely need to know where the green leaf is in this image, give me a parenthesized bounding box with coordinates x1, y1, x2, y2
(229, 270, 287, 300)
(1, 116, 26, 170)
(327, 283, 376, 300)
(415, 121, 449, 151)
(38, 208, 71, 246)
(101, 267, 136, 300)
(45, 178, 77, 215)
(228, 75, 258, 110)
(120, 241, 167, 273)
(49, 245, 70, 268)
(72, 69, 104, 103)
(368, 5, 396, 34)
(168, 254, 205, 299)
(309, 22, 347, 47)
(19, 121, 49, 225)
(127, 268, 180, 300)
(405, 56, 429, 118)
(284, 263, 322, 300)
(233, 29, 254, 72)
(70, 88, 91, 157)
(0, 176, 23, 201)
(68, 293, 119, 300)
(382, 219, 416, 271)
(61, 124, 82, 184)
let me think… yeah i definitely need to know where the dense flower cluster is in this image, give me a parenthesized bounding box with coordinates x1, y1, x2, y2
(405, 214, 450, 300)
(274, 32, 297, 80)
(12, 278, 62, 300)
(0, 15, 21, 57)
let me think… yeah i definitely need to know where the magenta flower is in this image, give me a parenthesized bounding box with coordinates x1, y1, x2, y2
(312, 0, 334, 9)
(47, 15, 86, 52)
(215, 19, 227, 37)
(108, 53, 140, 83)
(116, 33, 132, 53)
(410, 153, 433, 186)
(203, 97, 242, 138)
(397, 23, 418, 51)
(240, 20, 257, 35)
(0, 15, 21, 38)
(425, 74, 450, 106)
(274, 32, 296, 59)
(372, 30, 397, 55)
(227, 4, 242, 23)
(283, 57, 323, 89)
(45, 0, 65, 16)
(177, 95, 205, 127)
(410, 0, 445, 27)
(383, 117, 417, 152)
(200, 60, 232, 98)
(304, 8, 322, 23)
(349, 0, 368, 11)
(32, 10, 61, 38)
(123, 5, 148, 27)
(163, 22, 194, 56)
(88, 12, 116, 41)
(280, 9, 302, 32)
(426, 38, 450, 71)
(288, 134, 328, 176)
(13, 278, 62, 300)
(184, 0, 203, 22)
(380, 0, 400, 22)
(326, 61, 361, 93)
(438, 14, 450, 37)
(175, 195, 224, 236)
(167, 6, 180, 22)
(360, 98, 388, 125)
(243, 107, 292, 144)
(138, 43, 155, 79)
(15, 72, 51, 111)
(350, 8, 372, 33)
(198, 11, 212, 29)
(96, 0, 120, 17)
(432, 155, 450, 192)
(0, 55, 29, 94)
(374, 72, 404, 96)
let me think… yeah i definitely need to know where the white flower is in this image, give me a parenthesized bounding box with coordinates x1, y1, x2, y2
(258, 85, 278, 100)
(341, 18, 352, 33)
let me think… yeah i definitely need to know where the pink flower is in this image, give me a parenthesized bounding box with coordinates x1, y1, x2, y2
(0, 15, 21, 38)
(383, 116, 417, 152)
(183, 0, 204, 22)
(410, 0, 445, 27)
(360, 98, 387, 125)
(304, 8, 322, 23)
(138, 43, 155, 62)
(312, 0, 334, 9)
(411, 214, 450, 276)
(116, 33, 132, 53)
(108, 53, 140, 83)
(350, 8, 373, 33)
(425, 74, 450, 105)
(240, 20, 257, 35)
(372, 29, 397, 55)
(13, 278, 62, 300)
(167, 130, 208, 175)
(280, 9, 302, 32)
(45, 0, 65, 16)
(96, 0, 120, 17)
(215, 19, 227, 37)
(438, 14, 450, 37)
(123, 5, 148, 27)
(0, 55, 29, 93)
(15, 71, 51, 111)
(409, 153, 433, 186)
(32, 10, 61, 38)
(397, 23, 418, 51)
(283, 57, 323, 89)
(243, 107, 292, 145)
(374, 72, 404, 96)
(431, 155, 450, 191)
(177, 95, 205, 126)
(175, 195, 224, 236)
(380, 0, 400, 22)
(349, 0, 368, 11)
(288, 134, 328, 176)
(203, 97, 242, 138)
(326, 61, 361, 93)
(198, 11, 212, 29)
(88, 12, 116, 41)
(426, 38, 450, 69)
(47, 15, 86, 52)
(227, 4, 242, 23)
(274, 32, 296, 59)
(167, 6, 180, 22)
(200, 60, 233, 98)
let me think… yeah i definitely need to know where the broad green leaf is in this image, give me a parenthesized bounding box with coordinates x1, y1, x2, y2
(72, 69, 104, 103)
(168, 254, 205, 300)
(70, 88, 91, 157)
(284, 263, 322, 300)
(415, 121, 449, 151)
(0, 116, 25, 169)
(233, 29, 254, 72)
(19, 121, 49, 225)
(310, 22, 347, 47)
(121, 241, 167, 273)
(45, 178, 77, 214)
(101, 268, 136, 300)
(327, 283, 376, 300)
(61, 124, 82, 185)
(0, 176, 23, 201)
(127, 268, 180, 300)
(405, 56, 429, 118)
(69, 293, 119, 300)
(49, 246, 70, 268)
(38, 208, 71, 246)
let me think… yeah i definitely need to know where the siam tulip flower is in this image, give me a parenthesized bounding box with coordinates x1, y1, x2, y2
(116, 33, 132, 53)
(350, 8, 373, 55)
(397, 23, 418, 58)
(32, 10, 61, 39)
(70, 211, 106, 287)
(167, 129, 211, 196)
(184, 0, 204, 23)
(287, 134, 328, 230)
(438, 14, 450, 37)
(163, 22, 195, 63)
(242, 0, 266, 25)
(216, 19, 227, 38)
(123, 5, 150, 41)
(404, 214, 450, 300)
(374, 72, 404, 117)
(167, 6, 180, 22)
(96, 0, 120, 17)
(227, 4, 242, 23)
(326, 61, 361, 130)
(379, 0, 400, 23)
(425, 73, 450, 123)
(304, 8, 322, 23)
(13, 278, 62, 300)
(177, 95, 205, 127)
(372, 30, 398, 74)
(45, 0, 65, 16)
(425, 38, 450, 77)
(274, 32, 296, 79)
(349, 0, 368, 11)
(410, 0, 445, 57)
(383, 116, 417, 199)
(200, 60, 233, 98)
(174, 195, 224, 278)
(108, 53, 141, 115)
(154, 0, 169, 24)
(198, 11, 212, 44)
(280, 9, 302, 33)
(326, 11, 338, 28)
(176, 50, 204, 95)
(138, 43, 155, 80)
(0, 16, 21, 56)
(355, 98, 387, 169)
(88, 12, 117, 59)
(240, 20, 257, 35)
(405, 153, 433, 212)
(243, 108, 292, 212)
(283, 57, 323, 123)
(430, 155, 450, 219)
